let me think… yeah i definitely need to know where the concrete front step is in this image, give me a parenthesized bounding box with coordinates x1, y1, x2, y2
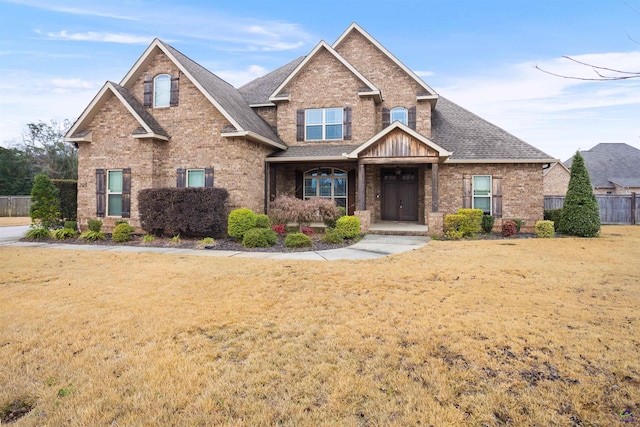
(368, 222, 429, 236)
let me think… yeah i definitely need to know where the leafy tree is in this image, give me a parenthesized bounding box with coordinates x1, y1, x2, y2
(30, 174, 60, 229)
(0, 147, 33, 195)
(559, 152, 601, 237)
(17, 119, 77, 180)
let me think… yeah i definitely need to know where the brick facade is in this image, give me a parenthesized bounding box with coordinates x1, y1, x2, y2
(543, 163, 570, 196)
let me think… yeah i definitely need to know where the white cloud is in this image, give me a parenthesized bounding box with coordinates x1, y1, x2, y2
(46, 31, 152, 44)
(52, 78, 96, 89)
(213, 65, 269, 87)
(3, 0, 139, 20)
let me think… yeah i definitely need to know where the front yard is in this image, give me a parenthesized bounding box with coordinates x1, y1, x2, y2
(1, 226, 639, 425)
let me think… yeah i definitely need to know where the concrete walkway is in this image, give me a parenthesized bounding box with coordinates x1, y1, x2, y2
(4, 233, 430, 261)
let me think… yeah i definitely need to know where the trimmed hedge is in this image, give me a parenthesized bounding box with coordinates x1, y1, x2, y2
(285, 232, 313, 248)
(559, 151, 600, 237)
(228, 208, 257, 240)
(457, 208, 483, 236)
(242, 228, 277, 248)
(112, 222, 135, 243)
(138, 187, 229, 238)
(255, 214, 271, 229)
(88, 219, 102, 232)
(335, 216, 360, 239)
(444, 214, 465, 239)
(501, 220, 517, 237)
(52, 179, 77, 221)
(481, 215, 495, 233)
(535, 220, 555, 238)
(544, 208, 562, 231)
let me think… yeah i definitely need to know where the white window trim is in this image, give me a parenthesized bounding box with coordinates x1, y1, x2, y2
(186, 168, 205, 188)
(303, 168, 348, 208)
(390, 107, 408, 125)
(153, 74, 171, 108)
(472, 175, 492, 215)
(305, 108, 343, 141)
(107, 169, 123, 217)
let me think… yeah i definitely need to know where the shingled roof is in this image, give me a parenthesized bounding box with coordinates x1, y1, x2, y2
(158, 41, 282, 145)
(564, 143, 640, 188)
(431, 97, 555, 162)
(109, 82, 168, 138)
(239, 56, 305, 106)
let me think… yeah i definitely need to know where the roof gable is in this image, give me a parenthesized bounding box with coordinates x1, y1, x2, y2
(65, 81, 168, 142)
(118, 39, 285, 150)
(333, 23, 438, 101)
(269, 41, 381, 102)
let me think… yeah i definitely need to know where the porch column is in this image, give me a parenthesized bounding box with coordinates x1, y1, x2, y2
(357, 162, 366, 211)
(431, 162, 439, 212)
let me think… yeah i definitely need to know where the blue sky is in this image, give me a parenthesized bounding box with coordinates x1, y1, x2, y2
(0, 0, 638, 161)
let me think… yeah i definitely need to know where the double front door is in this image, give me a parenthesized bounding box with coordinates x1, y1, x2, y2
(381, 168, 418, 221)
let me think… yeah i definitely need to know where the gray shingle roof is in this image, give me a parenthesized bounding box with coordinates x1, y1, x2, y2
(110, 82, 168, 137)
(159, 41, 282, 144)
(431, 97, 555, 161)
(239, 56, 305, 105)
(268, 144, 359, 160)
(564, 143, 640, 188)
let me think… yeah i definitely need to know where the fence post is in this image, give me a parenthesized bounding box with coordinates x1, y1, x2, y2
(632, 192, 637, 225)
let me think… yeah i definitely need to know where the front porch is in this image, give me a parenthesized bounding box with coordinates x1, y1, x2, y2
(368, 221, 429, 236)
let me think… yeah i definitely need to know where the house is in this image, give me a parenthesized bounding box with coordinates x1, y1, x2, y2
(543, 162, 570, 196)
(65, 23, 556, 234)
(564, 143, 640, 195)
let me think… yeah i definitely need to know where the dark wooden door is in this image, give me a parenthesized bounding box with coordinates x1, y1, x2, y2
(381, 168, 418, 221)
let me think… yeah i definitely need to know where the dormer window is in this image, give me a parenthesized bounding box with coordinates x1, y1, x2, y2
(154, 74, 171, 108)
(391, 107, 408, 125)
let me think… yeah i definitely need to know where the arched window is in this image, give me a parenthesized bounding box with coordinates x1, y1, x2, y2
(154, 74, 171, 108)
(390, 107, 408, 125)
(304, 168, 347, 208)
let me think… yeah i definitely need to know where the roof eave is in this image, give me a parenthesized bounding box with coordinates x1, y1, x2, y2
(132, 133, 169, 141)
(221, 130, 287, 151)
(445, 158, 560, 164)
(265, 155, 351, 163)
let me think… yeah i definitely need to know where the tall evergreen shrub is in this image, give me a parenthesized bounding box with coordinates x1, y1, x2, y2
(30, 174, 60, 229)
(559, 152, 600, 237)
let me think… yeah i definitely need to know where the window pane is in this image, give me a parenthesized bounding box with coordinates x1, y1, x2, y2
(306, 125, 322, 140)
(334, 178, 346, 196)
(335, 198, 347, 209)
(325, 124, 342, 140)
(154, 75, 171, 107)
(333, 169, 346, 177)
(305, 178, 317, 196)
(473, 196, 490, 213)
(391, 108, 408, 125)
(320, 169, 332, 176)
(306, 109, 322, 125)
(473, 176, 491, 195)
(319, 178, 332, 197)
(108, 194, 122, 216)
(187, 170, 205, 187)
(108, 170, 122, 193)
(325, 108, 343, 124)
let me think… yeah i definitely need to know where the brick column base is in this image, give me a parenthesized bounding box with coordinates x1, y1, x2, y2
(428, 212, 444, 237)
(355, 210, 371, 233)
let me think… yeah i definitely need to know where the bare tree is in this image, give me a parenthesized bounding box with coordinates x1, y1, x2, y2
(534, 56, 640, 81)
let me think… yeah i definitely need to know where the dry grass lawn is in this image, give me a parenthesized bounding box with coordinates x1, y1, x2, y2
(0, 217, 31, 227)
(1, 226, 639, 426)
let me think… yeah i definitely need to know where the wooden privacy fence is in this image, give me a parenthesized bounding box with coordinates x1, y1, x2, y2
(0, 196, 32, 217)
(544, 193, 639, 225)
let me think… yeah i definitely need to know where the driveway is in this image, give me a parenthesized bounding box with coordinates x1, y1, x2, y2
(0, 225, 29, 245)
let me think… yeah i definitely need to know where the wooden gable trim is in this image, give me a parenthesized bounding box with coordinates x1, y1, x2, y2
(268, 41, 381, 103)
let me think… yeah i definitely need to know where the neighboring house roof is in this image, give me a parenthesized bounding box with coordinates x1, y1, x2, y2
(66, 81, 168, 142)
(564, 143, 640, 188)
(332, 22, 438, 102)
(543, 161, 570, 176)
(268, 41, 382, 103)
(239, 56, 305, 106)
(431, 97, 556, 162)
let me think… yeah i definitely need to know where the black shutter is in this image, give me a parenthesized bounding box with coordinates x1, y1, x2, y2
(408, 106, 417, 130)
(295, 170, 303, 199)
(176, 168, 186, 188)
(343, 106, 352, 140)
(204, 167, 214, 188)
(382, 107, 390, 129)
(170, 74, 179, 107)
(143, 74, 153, 107)
(296, 109, 305, 141)
(121, 168, 131, 218)
(96, 169, 105, 217)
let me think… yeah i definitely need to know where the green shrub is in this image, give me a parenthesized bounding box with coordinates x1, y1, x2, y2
(228, 208, 257, 240)
(80, 230, 105, 241)
(142, 234, 155, 244)
(535, 220, 555, 238)
(199, 237, 215, 245)
(64, 221, 78, 231)
(559, 151, 600, 237)
(112, 222, 135, 243)
(87, 219, 102, 232)
(171, 235, 181, 244)
(457, 208, 483, 236)
(512, 219, 524, 233)
(544, 209, 563, 231)
(255, 214, 271, 229)
(501, 220, 517, 237)
(52, 179, 77, 221)
(114, 220, 129, 227)
(285, 232, 313, 248)
(444, 214, 464, 239)
(25, 225, 51, 240)
(481, 215, 495, 233)
(335, 216, 360, 239)
(30, 174, 60, 229)
(52, 227, 77, 240)
(322, 228, 344, 244)
(242, 228, 278, 248)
